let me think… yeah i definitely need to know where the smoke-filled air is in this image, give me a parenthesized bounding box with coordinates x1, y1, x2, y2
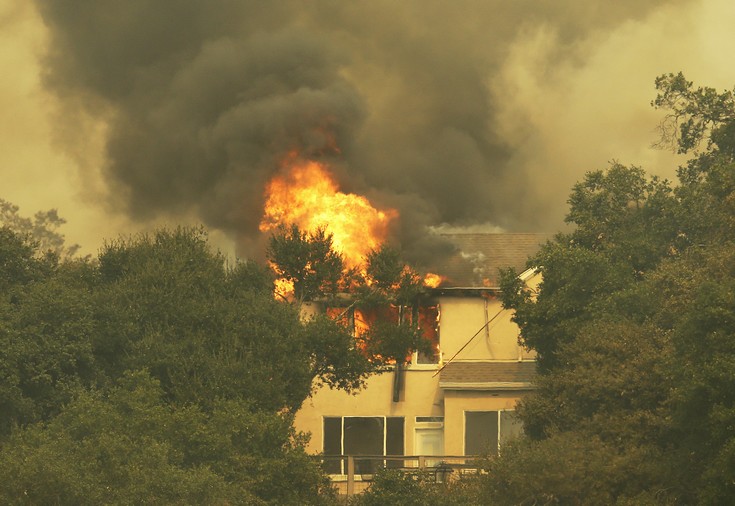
(2, 0, 735, 265)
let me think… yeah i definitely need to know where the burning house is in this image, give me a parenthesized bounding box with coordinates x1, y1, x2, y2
(293, 232, 549, 488)
(256, 150, 549, 490)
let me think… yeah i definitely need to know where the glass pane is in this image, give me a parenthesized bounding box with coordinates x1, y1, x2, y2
(464, 411, 499, 456)
(323, 417, 342, 474)
(417, 305, 440, 364)
(416, 427, 444, 467)
(499, 411, 524, 446)
(386, 417, 404, 468)
(344, 417, 384, 474)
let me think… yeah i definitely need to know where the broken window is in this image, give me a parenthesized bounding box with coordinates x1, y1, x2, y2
(415, 304, 440, 364)
(464, 410, 523, 456)
(326, 302, 440, 365)
(322, 416, 405, 474)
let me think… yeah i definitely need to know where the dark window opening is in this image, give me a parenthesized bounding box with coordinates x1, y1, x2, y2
(465, 411, 499, 456)
(416, 305, 439, 364)
(323, 417, 343, 474)
(464, 410, 523, 456)
(345, 417, 384, 474)
(322, 416, 405, 474)
(386, 417, 405, 469)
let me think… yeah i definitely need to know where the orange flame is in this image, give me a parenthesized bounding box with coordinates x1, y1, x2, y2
(260, 155, 396, 268)
(423, 272, 444, 288)
(272, 277, 295, 301)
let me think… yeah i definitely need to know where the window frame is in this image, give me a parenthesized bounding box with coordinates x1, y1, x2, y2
(463, 409, 520, 456)
(322, 415, 405, 474)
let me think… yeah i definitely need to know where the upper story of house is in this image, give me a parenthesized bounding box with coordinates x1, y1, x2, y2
(294, 233, 550, 462)
(429, 233, 550, 365)
(301, 232, 550, 368)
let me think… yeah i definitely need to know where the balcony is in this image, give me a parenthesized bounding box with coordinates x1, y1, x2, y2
(318, 455, 484, 496)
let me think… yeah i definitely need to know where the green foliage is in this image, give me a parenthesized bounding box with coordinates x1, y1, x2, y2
(0, 238, 97, 435)
(301, 313, 372, 392)
(351, 246, 431, 364)
(267, 224, 344, 303)
(267, 232, 431, 366)
(348, 469, 484, 506)
(483, 433, 676, 505)
(0, 371, 334, 505)
(653, 72, 735, 155)
(0, 198, 80, 258)
(360, 246, 425, 306)
(360, 319, 431, 365)
(493, 74, 735, 503)
(364, 246, 404, 291)
(0, 224, 381, 503)
(0, 226, 51, 292)
(89, 227, 358, 412)
(517, 319, 672, 441)
(502, 164, 681, 371)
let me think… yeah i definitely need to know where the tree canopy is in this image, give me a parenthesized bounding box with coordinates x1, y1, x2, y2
(0, 218, 436, 503)
(0, 225, 376, 504)
(0, 198, 80, 258)
(491, 73, 735, 504)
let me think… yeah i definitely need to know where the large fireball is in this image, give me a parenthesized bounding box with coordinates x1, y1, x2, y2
(260, 157, 396, 268)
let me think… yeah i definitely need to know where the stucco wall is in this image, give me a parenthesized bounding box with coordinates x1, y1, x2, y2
(294, 283, 538, 457)
(438, 295, 534, 361)
(295, 368, 443, 455)
(443, 390, 528, 455)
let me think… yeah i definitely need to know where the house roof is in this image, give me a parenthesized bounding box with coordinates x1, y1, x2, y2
(438, 361, 537, 390)
(433, 233, 552, 289)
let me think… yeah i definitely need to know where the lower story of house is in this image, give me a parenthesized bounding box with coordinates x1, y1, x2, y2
(294, 361, 535, 476)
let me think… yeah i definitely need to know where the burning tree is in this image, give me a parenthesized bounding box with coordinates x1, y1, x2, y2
(266, 224, 344, 304)
(261, 152, 439, 368)
(267, 225, 437, 369)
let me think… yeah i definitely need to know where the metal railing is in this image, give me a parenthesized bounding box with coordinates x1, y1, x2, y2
(318, 455, 483, 496)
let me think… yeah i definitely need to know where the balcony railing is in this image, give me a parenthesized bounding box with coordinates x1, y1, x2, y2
(318, 455, 483, 496)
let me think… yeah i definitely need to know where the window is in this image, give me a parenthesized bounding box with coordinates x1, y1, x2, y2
(464, 410, 523, 456)
(323, 416, 404, 474)
(415, 416, 444, 466)
(415, 305, 440, 364)
(326, 304, 440, 365)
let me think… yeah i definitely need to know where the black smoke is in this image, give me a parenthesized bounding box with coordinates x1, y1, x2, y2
(33, 0, 683, 266)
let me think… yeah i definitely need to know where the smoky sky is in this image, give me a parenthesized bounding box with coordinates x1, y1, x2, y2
(32, 0, 687, 264)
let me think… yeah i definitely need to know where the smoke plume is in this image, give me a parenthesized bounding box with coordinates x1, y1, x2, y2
(32, 0, 691, 265)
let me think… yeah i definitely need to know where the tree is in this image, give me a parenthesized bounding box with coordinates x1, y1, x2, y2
(0, 226, 47, 292)
(0, 371, 336, 505)
(266, 224, 344, 303)
(653, 72, 735, 156)
(0, 225, 376, 503)
(501, 164, 679, 372)
(356, 246, 433, 365)
(92, 227, 373, 412)
(0, 228, 94, 435)
(266, 228, 434, 366)
(489, 75, 735, 503)
(0, 198, 80, 258)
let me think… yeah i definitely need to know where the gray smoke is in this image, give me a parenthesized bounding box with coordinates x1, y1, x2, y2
(33, 0, 685, 266)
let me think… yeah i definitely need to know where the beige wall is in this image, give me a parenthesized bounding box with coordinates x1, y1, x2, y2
(295, 368, 443, 455)
(294, 281, 538, 457)
(443, 390, 528, 455)
(295, 372, 530, 456)
(438, 294, 535, 362)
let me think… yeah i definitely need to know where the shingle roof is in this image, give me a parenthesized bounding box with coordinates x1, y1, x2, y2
(434, 233, 552, 288)
(439, 361, 537, 390)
